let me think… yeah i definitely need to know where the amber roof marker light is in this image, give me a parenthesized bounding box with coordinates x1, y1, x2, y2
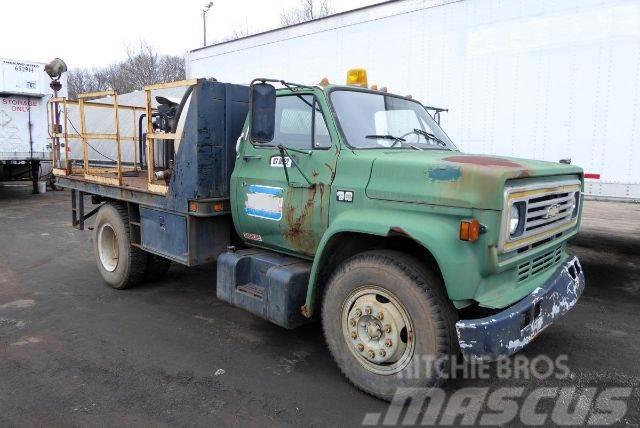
(346, 68, 368, 87)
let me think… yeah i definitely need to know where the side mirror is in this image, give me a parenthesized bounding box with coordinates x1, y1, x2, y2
(433, 111, 441, 125)
(250, 82, 276, 143)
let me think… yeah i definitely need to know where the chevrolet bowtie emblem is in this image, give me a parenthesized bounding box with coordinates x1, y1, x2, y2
(544, 204, 560, 219)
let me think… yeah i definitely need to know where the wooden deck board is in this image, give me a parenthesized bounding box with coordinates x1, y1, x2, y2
(60, 169, 167, 194)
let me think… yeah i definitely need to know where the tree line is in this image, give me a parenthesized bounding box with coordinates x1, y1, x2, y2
(66, 0, 332, 98)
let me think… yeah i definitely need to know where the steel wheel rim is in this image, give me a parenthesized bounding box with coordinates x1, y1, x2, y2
(98, 223, 119, 272)
(341, 286, 415, 375)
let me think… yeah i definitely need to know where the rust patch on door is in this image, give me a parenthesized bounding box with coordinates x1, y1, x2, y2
(283, 185, 318, 255)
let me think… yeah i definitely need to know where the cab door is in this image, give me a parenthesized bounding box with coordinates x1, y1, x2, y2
(232, 93, 337, 257)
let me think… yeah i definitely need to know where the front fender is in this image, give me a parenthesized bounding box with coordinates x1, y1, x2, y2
(302, 207, 487, 317)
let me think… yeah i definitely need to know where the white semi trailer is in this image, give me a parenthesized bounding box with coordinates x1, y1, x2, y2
(0, 58, 67, 192)
(187, 0, 640, 201)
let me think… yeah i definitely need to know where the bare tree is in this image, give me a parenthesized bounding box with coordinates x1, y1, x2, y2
(65, 42, 185, 98)
(280, 0, 331, 26)
(222, 21, 251, 42)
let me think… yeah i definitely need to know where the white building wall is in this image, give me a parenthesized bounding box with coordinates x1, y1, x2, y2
(187, 0, 640, 200)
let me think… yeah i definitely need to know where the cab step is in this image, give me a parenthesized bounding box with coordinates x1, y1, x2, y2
(216, 248, 312, 329)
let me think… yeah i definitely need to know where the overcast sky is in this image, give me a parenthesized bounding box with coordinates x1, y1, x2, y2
(3, 0, 380, 69)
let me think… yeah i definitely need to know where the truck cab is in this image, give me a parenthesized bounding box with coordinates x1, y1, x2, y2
(228, 73, 585, 397)
(52, 72, 585, 400)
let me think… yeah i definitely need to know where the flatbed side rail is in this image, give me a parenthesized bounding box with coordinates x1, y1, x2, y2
(49, 79, 201, 196)
(49, 94, 145, 185)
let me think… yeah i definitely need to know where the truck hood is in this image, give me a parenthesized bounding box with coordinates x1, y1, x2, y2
(365, 151, 583, 210)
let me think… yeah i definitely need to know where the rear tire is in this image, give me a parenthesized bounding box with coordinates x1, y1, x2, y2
(321, 250, 458, 401)
(92, 203, 146, 289)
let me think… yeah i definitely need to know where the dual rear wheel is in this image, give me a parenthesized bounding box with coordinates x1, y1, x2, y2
(93, 203, 171, 289)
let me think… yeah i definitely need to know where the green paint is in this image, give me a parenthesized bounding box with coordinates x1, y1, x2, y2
(231, 84, 584, 317)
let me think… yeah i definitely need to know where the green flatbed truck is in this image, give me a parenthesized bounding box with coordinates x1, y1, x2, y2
(52, 71, 585, 399)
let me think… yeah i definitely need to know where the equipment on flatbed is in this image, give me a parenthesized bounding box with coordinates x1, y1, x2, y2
(51, 72, 586, 400)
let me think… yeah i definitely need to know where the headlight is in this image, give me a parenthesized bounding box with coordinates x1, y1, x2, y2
(509, 204, 520, 235)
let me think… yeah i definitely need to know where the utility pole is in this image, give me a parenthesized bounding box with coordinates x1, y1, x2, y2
(202, 2, 213, 47)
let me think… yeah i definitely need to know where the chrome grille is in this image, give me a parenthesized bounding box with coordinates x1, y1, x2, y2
(517, 246, 563, 282)
(524, 192, 575, 233)
(501, 179, 581, 253)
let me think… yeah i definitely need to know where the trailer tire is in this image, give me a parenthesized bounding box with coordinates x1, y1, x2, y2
(144, 254, 171, 281)
(321, 250, 458, 401)
(93, 203, 146, 289)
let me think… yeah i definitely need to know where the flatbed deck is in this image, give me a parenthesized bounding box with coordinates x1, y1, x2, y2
(54, 168, 170, 210)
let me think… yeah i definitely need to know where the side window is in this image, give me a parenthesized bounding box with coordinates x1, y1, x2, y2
(274, 95, 312, 150)
(273, 95, 332, 150)
(313, 100, 331, 149)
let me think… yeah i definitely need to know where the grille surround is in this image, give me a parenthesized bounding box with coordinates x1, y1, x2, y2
(500, 179, 581, 253)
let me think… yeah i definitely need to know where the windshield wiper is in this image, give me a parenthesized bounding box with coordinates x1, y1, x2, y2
(365, 134, 406, 147)
(411, 129, 448, 148)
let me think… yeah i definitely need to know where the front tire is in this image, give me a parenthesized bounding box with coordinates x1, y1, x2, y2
(322, 250, 458, 400)
(93, 203, 146, 289)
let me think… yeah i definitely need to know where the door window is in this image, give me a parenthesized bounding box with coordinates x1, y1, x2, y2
(272, 95, 331, 150)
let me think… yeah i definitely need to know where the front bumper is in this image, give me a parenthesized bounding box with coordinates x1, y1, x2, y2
(456, 255, 585, 361)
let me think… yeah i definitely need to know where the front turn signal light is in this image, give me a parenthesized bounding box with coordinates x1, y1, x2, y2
(459, 219, 481, 242)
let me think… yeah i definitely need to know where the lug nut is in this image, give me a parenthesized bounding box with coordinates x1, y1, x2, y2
(350, 318, 356, 327)
(367, 350, 375, 359)
(351, 331, 357, 339)
(356, 343, 364, 352)
(384, 324, 392, 333)
(379, 349, 386, 357)
(377, 312, 384, 320)
(364, 306, 372, 315)
(354, 308, 362, 317)
(385, 339, 392, 348)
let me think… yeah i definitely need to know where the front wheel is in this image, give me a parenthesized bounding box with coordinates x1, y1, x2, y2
(322, 250, 458, 400)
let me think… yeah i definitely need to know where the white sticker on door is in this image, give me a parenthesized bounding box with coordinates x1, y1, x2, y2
(245, 185, 284, 221)
(270, 156, 292, 168)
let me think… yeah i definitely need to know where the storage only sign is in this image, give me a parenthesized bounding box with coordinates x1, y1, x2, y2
(0, 58, 62, 161)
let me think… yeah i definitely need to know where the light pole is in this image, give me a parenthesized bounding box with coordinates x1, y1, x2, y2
(202, 2, 213, 47)
(44, 58, 67, 174)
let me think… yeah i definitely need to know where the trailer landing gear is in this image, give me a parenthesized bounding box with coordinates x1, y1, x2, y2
(30, 160, 40, 194)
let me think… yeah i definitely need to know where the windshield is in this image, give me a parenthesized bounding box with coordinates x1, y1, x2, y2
(330, 90, 457, 150)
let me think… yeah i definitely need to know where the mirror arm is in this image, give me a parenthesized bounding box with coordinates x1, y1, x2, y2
(278, 145, 292, 186)
(278, 145, 313, 188)
(284, 146, 311, 155)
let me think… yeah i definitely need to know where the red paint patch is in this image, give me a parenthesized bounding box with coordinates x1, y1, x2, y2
(444, 155, 522, 168)
(584, 173, 600, 179)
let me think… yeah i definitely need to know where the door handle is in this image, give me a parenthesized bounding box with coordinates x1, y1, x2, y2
(243, 155, 262, 161)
